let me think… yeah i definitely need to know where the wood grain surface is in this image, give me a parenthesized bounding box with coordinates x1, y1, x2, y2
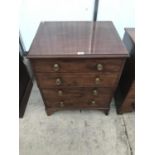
(31, 58, 123, 73)
(28, 21, 128, 58)
(28, 22, 128, 115)
(42, 87, 112, 101)
(36, 73, 118, 88)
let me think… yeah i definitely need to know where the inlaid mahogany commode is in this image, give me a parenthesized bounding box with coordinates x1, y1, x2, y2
(28, 21, 128, 116)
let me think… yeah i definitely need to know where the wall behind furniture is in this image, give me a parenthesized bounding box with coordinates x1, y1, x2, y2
(97, 0, 135, 38)
(19, 0, 134, 51)
(19, 0, 95, 51)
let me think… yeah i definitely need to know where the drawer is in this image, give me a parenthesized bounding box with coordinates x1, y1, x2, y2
(36, 73, 118, 88)
(42, 87, 112, 101)
(44, 95, 111, 108)
(32, 58, 123, 73)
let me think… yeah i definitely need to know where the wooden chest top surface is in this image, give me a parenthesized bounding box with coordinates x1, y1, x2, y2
(28, 21, 128, 58)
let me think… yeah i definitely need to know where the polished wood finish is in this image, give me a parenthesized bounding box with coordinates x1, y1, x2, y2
(27, 22, 128, 58)
(31, 59, 123, 73)
(115, 28, 135, 114)
(42, 87, 112, 108)
(28, 21, 128, 116)
(42, 87, 112, 98)
(36, 72, 118, 88)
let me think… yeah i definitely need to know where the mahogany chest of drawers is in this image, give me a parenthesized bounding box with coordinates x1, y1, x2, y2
(28, 21, 128, 116)
(115, 28, 135, 114)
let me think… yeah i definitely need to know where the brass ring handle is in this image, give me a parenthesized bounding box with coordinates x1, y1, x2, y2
(58, 90, 63, 96)
(56, 78, 62, 85)
(91, 100, 96, 105)
(60, 101, 64, 107)
(95, 77, 100, 84)
(93, 89, 98, 96)
(97, 64, 103, 71)
(53, 63, 60, 71)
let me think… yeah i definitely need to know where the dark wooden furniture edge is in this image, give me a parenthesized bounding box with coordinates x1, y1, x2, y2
(124, 28, 135, 43)
(27, 54, 129, 59)
(19, 79, 33, 118)
(115, 85, 135, 114)
(114, 28, 135, 114)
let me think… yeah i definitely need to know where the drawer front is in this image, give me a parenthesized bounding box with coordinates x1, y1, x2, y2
(36, 73, 118, 88)
(44, 96, 111, 108)
(32, 59, 122, 73)
(42, 87, 112, 101)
